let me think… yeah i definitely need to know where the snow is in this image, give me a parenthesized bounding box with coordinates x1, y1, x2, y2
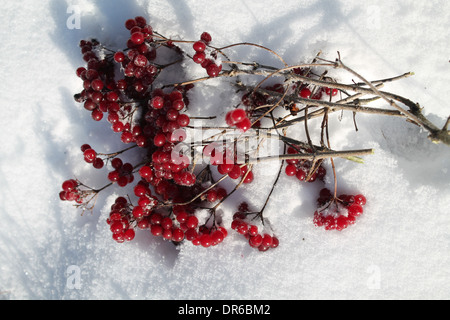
(1, 0, 449, 300)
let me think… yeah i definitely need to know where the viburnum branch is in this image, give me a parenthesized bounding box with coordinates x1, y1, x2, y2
(61, 15, 448, 250)
(247, 148, 374, 164)
(216, 42, 289, 67)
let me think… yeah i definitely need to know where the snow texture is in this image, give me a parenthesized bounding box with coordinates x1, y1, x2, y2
(0, 0, 449, 300)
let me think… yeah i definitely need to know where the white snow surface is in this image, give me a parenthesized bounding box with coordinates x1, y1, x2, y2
(1, 0, 450, 300)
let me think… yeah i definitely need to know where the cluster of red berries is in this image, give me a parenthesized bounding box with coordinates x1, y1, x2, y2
(74, 25, 154, 148)
(202, 144, 254, 183)
(284, 146, 327, 182)
(81, 144, 104, 169)
(145, 86, 197, 191)
(231, 211, 279, 252)
(204, 186, 228, 203)
(105, 181, 230, 246)
(170, 206, 228, 248)
(106, 196, 136, 243)
(190, 225, 229, 248)
(313, 188, 367, 231)
(59, 179, 81, 203)
(62, 15, 373, 255)
(107, 157, 135, 187)
(191, 32, 222, 78)
(225, 108, 252, 132)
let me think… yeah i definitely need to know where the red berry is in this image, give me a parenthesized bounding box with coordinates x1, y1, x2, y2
(228, 165, 241, 179)
(110, 221, 124, 234)
(200, 32, 212, 44)
(176, 211, 189, 223)
(134, 54, 148, 67)
(150, 224, 163, 237)
(112, 232, 125, 243)
(166, 108, 179, 121)
(206, 63, 220, 77)
(249, 234, 263, 248)
(248, 225, 258, 237)
(62, 179, 77, 192)
(200, 234, 212, 248)
(150, 213, 163, 225)
(161, 229, 172, 240)
(134, 16, 147, 27)
(121, 131, 133, 144)
(111, 158, 123, 170)
(185, 228, 198, 241)
(80, 144, 91, 152)
(325, 87, 338, 96)
(238, 202, 249, 212)
(177, 114, 190, 127)
(180, 171, 196, 186)
(169, 90, 183, 101)
(172, 99, 185, 111)
(261, 234, 273, 247)
(124, 229, 135, 241)
(236, 221, 249, 235)
(93, 157, 104, 169)
(271, 236, 279, 248)
(186, 216, 199, 229)
(83, 149, 96, 163)
(106, 91, 119, 102)
(336, 216, 349, 231)
(206, 189, 218, 202)
(91, 108, 103, 121)
(117, 176, 129, 187)
(133, 184, 147, 197)
(115, 196, 128, 205)
(76, 67, 86, 77)
(153, 133, 166, 147)
(112, 121, 124, 132)
(172, 228, 184, 242)
(235, 118, 252, 132)
(193, 41, 206, 52)
(125, 19, 137, 30)
(137, 196, 149, 208)
(150, 96, 164, 109)
(216, 188, 227, 200)
(211, 230, 225, 244)
(300, 88, 312, 98)
(229, 109, 246, 124)
(139, 165, 153, 180)
(217, 163, 233, 175)
(161, 217, 173, 230)
(114, 51, 125, 62)
(354, 194, 367, 206)
(193, 51, 206, 64)
(91, 79, 104, 91)
(130, 32, 145, 44)
(108, 170, 120, 182)
(348, 203, 364, 217)
(296, 169, 306, 181)
(137, 218, 150, 230)
(285, 164, 297, 176)
(242, 170, 254, 183)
